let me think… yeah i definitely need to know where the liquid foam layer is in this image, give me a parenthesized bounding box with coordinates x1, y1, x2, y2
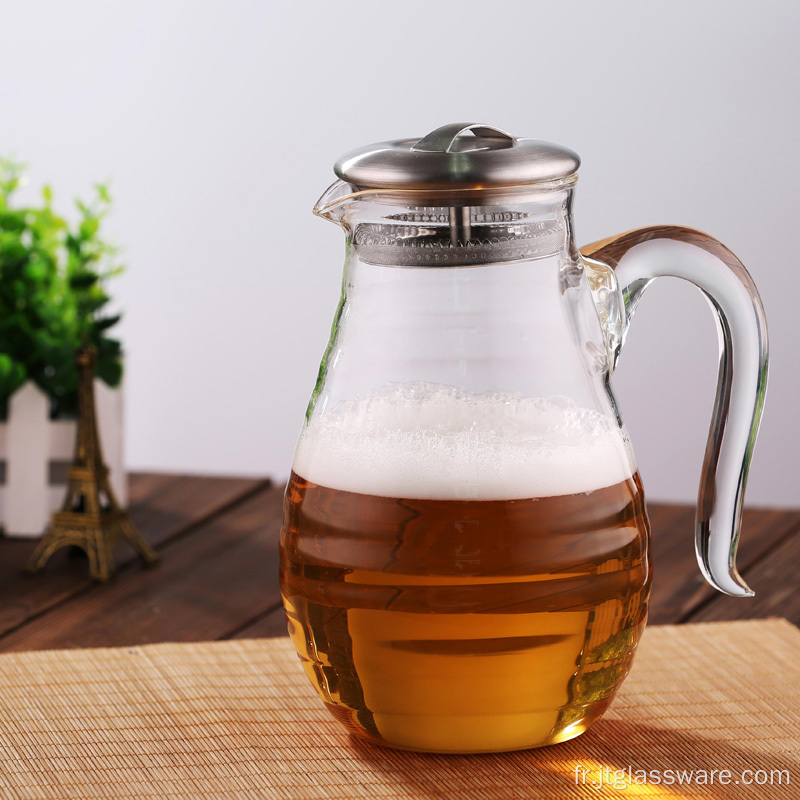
(293, 384, 635, 500)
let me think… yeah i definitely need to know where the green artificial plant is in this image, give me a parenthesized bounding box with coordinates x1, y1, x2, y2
(0, 157, 123, 419)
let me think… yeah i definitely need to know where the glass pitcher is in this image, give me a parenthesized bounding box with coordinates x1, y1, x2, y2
(279, 123, 768, 754)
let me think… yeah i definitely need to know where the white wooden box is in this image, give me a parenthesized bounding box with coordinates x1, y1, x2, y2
(0, 381, 125, 538)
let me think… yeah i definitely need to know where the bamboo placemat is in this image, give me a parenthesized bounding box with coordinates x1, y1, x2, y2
(0, 620, 798, 800)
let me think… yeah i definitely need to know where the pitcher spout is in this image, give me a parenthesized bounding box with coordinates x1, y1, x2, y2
(313, 179, 356, 225)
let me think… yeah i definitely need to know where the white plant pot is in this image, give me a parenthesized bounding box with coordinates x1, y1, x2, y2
(0, 380, 126, 538)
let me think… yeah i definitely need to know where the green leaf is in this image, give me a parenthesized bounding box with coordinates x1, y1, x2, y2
(0, 157, 26, 200)
(96, 336, 122, 358)
(94, 182, 111, 204)
(23, 258, 49, 281)
(0, 210, 28, 232)
(69, 271, 100, 289)
(95, 357, 123, 387)
(79, 216, 99, 239)
(93, 314, 122, 332)
(0, 352, 27, 408)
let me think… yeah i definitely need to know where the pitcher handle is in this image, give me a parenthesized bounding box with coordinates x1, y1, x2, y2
(581, 226, 768, 597)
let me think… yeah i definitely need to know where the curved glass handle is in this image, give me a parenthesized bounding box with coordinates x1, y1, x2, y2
(581, 226, 769, 597)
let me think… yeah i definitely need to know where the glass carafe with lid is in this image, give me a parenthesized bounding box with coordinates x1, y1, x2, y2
(280, 123, 768, 753)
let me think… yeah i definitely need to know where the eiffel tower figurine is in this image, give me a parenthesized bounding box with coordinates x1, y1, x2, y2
(26, 347, 158, 581)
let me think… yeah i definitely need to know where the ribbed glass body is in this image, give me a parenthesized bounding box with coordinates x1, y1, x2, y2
(280, 183, 652, 753)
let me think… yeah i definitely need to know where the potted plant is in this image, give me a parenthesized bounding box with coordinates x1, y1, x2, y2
(0, 157, 126, 537)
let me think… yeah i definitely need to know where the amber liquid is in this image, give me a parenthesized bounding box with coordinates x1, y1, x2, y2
(280, 471, 651, 753)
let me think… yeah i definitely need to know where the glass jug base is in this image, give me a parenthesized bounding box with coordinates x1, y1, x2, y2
(281, 471, 650, 756)
(324, 698, 614, 754)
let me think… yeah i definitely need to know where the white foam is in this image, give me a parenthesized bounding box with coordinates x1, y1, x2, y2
(293, 384, 635, 500)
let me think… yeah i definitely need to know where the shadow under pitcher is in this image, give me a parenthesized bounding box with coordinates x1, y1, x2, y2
(279, 123, 769, 753)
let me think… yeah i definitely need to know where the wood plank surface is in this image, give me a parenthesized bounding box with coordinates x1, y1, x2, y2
(233, 502, 707, 641)
(0, 483, 283, 651)
(229, 603, 288, 640)
(233, 501, 800, 640)
(0, 472, 268, 642)
(0, 472, 797, 652)
(646, 503, 800, 624)
(690, 518, 800, 625)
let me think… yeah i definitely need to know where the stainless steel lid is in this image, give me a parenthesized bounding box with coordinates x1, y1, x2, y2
(334, 123, 580, 194)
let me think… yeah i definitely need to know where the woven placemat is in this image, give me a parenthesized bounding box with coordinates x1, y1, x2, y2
(0, 620, 798, 800)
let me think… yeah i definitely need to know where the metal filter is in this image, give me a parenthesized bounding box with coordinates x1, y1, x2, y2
(353, 209, 567, 267)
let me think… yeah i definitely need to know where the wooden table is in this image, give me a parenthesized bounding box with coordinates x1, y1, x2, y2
(0, 473, 797, 653)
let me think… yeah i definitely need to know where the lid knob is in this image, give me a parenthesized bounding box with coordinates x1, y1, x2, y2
(411, 123, 515, 154)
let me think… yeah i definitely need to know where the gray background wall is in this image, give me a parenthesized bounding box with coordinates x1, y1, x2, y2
(1, 0, 797, 506)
